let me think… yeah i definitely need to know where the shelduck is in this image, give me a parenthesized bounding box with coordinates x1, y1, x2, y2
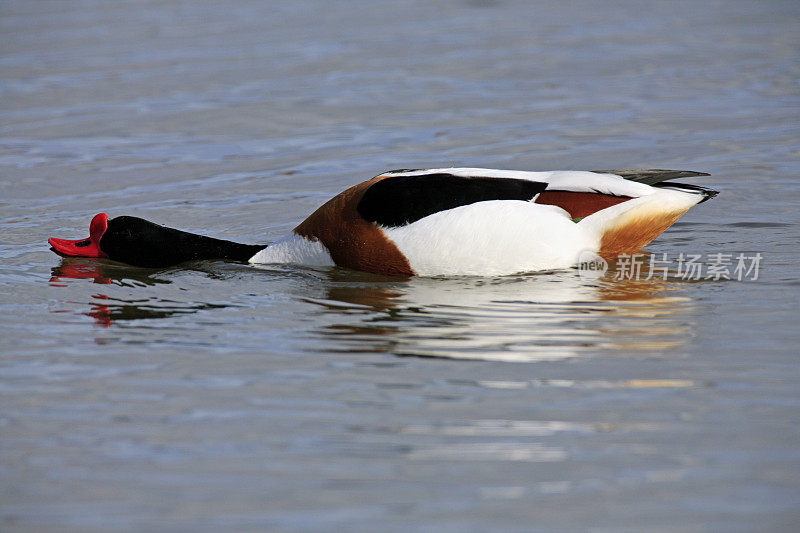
(49, 168, 717, 277)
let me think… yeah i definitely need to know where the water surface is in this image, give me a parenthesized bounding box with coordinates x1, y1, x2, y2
(1, 1, 799, 531)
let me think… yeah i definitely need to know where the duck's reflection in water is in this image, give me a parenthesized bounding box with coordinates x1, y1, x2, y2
(50, 257, 173, 288)
(50, 258, 224, 327)
(50, 257, 697, 358)
(309, 268, 696, 361)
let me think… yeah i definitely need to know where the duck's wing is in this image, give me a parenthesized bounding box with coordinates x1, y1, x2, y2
(359, 168, 659, 226)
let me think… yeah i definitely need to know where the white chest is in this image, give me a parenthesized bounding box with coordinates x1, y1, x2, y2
(248, 233, 335, 266)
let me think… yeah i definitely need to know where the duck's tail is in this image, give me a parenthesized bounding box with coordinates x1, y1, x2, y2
(578, 178, 718, 259)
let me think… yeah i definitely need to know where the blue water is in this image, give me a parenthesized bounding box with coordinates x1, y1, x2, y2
(1, 1, 799, 531)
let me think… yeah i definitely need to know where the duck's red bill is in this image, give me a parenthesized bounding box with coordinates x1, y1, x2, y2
(49, 213, 109, 258)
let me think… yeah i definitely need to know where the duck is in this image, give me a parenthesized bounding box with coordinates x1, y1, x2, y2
(48, 167, 717, 277)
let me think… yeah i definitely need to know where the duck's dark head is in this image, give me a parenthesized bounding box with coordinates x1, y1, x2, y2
(49, 213, 263, 268)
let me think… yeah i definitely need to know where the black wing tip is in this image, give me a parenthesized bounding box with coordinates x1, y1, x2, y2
(651, 181, 719, 203)
(698, 188, 719, 203)
(592, 169, 711, 177)
(592, 169, 712, 185)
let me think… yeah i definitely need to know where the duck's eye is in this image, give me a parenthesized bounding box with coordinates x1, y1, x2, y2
(74, 239, 92, 247)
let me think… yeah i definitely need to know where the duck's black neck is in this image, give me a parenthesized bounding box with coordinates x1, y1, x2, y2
(100, 216, 264, 268)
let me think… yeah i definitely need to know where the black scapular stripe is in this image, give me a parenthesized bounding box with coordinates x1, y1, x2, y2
(357, 173, 547, 228)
